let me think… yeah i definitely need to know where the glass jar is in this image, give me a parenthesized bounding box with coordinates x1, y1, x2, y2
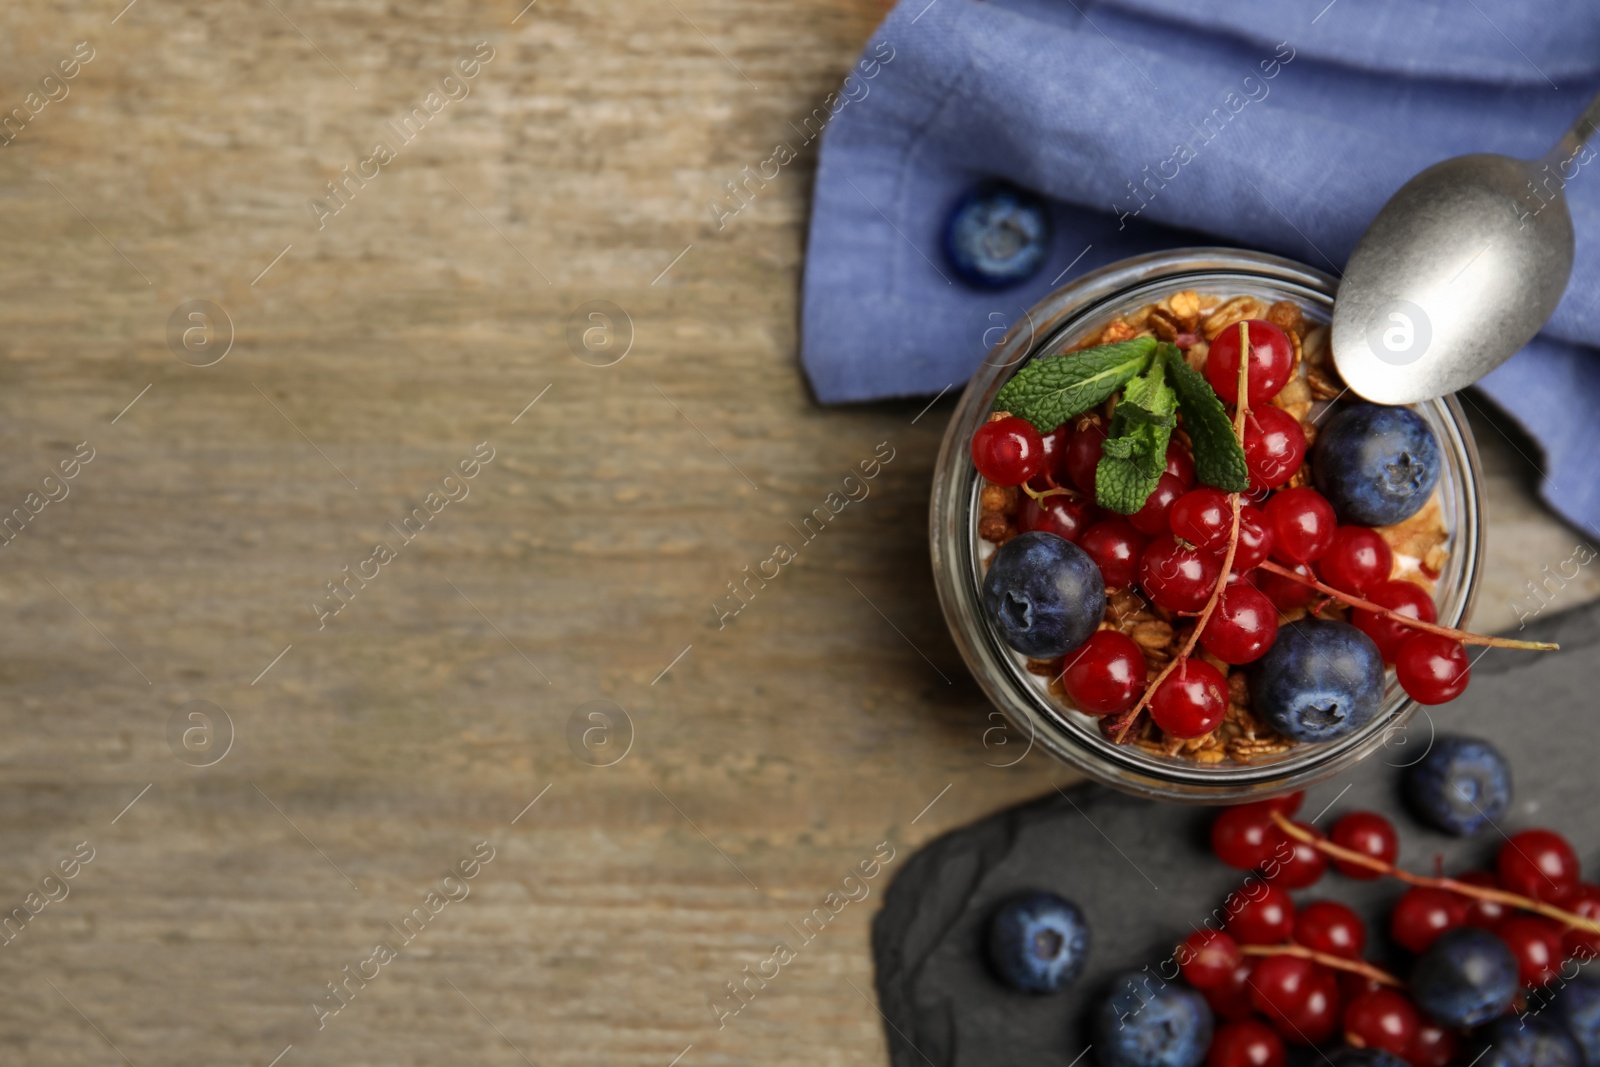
(929, 248, 1484, 804)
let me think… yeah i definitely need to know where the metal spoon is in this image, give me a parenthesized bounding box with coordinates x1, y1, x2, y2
(1330, 92, 1600, 405)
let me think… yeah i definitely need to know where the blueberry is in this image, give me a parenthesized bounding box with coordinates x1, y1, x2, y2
(1404, 734, 1513, 836)
(1467, 1015, 1583, 1067)
(982, 531, 1105, 659)
(1247, 619, 1386, 743)
(1328, 1050, 1407, 1066)
(1312, 403, 1441, 526)
(1411, 927, 1519, 1028)
(1090, 971, 1212, 1067)
(985, 890, 1090, 994)
(1554, 977, 1600, 1066)
(942, 181, 1052, 289)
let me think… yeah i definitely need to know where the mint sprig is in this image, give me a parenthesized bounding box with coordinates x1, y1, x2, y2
(994, 337, 1157, 433)
(1095, 354, 1177, 515)
(1163, 343, 1250, 493)
(988, 334, 1251, 513)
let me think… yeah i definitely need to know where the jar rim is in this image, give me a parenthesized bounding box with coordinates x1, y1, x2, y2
(929, 248, 1485, 804)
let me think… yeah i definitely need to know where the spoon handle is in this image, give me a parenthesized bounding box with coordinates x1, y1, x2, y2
(1549, 88, 1600, 162)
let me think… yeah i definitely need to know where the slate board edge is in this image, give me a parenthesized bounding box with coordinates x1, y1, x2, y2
(873, 790, 1058, 1067)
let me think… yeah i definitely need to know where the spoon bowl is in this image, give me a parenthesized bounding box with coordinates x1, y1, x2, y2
(1331, 152, 1574, 405)
(1332, 88, 1600, 405)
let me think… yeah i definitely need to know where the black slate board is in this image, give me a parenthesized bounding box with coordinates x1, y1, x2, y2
(872, 601, 1600, 1067)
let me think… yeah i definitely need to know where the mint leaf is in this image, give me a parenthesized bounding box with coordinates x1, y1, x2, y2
(1119, 351, 1177, 421)
(1164, 343, 1249, 492)
(994, 336, 1158, 432)
(1094, 355, 1177, 514)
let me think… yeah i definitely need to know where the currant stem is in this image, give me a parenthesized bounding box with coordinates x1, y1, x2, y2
(1256, 561, 1559, 652)
(1239, 943, 1403, 987)
(1112, 325, 1251, 745)
(1020, 482, 1078, 504)
(1271, 812, 1600, 935)
(1231, 318, 1253, 442)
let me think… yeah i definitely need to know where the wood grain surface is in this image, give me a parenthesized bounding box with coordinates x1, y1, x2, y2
(0, 2, 1591, 1065)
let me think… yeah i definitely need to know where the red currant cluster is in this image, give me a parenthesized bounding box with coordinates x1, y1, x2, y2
(1174, 794, 1599, 1065)
(1270, 516, 1469, 706)
(971, 318, 1473, 743)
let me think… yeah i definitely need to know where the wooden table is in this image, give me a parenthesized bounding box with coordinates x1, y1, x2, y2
(0, 2, 1592, 1064)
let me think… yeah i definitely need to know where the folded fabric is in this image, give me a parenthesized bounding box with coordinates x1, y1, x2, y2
(799, 0, 1600, 535)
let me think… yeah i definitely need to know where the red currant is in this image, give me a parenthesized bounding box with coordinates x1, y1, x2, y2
(1141, 535, 1221, 613)
(1261, 821, 1326, 889)
(1406, 1022, 1459, 1067)
(1497, 828, 1581, 904)
(1205, 958, 1258, 1021)
(1080, 519, 1147, 590)
(1242, 479, 1273, 509)
(1201, 585, 1280, 665)
(1206, 1019, 1285, 1067)
(1294, 900, 1366, 958)
(1338, 972, 1387, 1003)
(1064, 422, 1106, 492)
(1329, 811, 1398, 880)
(1130, 472, 1186, 536)
(1254, 953, 1344, 1049)
(1166, 442, 1196, 489)
(1017, 494, 1100, 543)
(1150, 659, 1228, 738)
(1351, 579, 1437, 661)
(1394, 633, 1470, 705)
(1343, 989, 1418, 1057)
(1264, 488, 1336, 564)
(1243, 406, 1308, 490)
(1248, 954, 1315, 1019)
(1499, 915, 1564, 987)
(1212, 806, 1283, 870)
(1389, 886, 1466, 953)
(1226, 882, 1295, 945)
(1033, 424, 1074, 489)
(1318, 526, 1394, 596)
(1455, 871, 1510, 930)
(1171, 488, 1232, 553)
(1272, 964, 1341, 1045)
(972, 417, 1047, 486)
(1231, 505, 1275, 572)
(1206, 319, 1295, 406)
(1178, 928, 1243, 991)
(1250, 564, 1316, 611)
(1060, 631, 1145, 715)
(1563, 883, 1600, 958)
